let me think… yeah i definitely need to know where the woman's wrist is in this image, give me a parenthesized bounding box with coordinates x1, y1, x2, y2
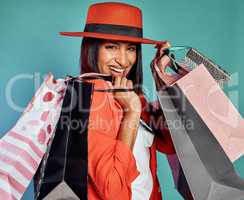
(124, 107, 141, 115)
(123, 99, 142, 114)
(121, 111, 141, 129)
(118, 108, 141, 150)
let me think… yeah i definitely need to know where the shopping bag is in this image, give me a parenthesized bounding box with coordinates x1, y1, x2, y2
(166, 154, 193, 200)
(0, 74, 65, 200)
(173, 46, 231, 87)
(34, 77, 91, 200)
(34, 74, 124, 200)
(153, 48, 244, 162)
(152, 58, 244, 199)
(140, 94, 194, 200)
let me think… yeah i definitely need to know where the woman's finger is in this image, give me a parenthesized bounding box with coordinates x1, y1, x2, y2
(157, 55, 171, 73)
(120, 77, 128, 88)
(127, 80, 133, 89)
(155, 41, 171, 58)
(113, 76, 122, 88)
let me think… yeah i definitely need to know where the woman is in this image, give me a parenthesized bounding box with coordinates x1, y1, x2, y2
(60, 2, 176, 200)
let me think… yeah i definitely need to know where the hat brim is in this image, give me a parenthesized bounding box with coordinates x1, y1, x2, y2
(59, 31, 166, 45)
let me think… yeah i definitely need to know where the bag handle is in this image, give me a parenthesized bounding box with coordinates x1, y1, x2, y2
(65, 72, 112, 81)
(65, 73, 135, 92)
(152, 46, 191, 87)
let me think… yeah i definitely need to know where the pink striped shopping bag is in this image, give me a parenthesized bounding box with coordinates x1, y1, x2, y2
(0, 73, 66, 200)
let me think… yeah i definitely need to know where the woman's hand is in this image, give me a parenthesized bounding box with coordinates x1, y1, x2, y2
(112, 76, 141, 150)
(113, 76, 141, 114)
(154, 41, 171, 72)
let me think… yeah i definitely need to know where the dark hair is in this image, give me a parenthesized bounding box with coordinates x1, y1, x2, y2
(80, 37, 143, 94)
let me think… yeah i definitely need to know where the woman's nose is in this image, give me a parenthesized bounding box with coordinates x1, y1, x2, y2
(115, 50, 129, 68)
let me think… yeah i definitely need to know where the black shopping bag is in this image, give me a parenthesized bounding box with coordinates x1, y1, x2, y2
(34, 78, 93, 200)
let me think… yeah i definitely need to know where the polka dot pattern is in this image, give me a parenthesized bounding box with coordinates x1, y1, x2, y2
(43, 92, 54, 102)
(41, 111, 50, 121)
(38, 129, 46, 145)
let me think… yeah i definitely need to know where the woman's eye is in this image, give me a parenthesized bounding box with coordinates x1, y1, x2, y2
(105, 45, 117, 50)
(128, 47, 136, 52)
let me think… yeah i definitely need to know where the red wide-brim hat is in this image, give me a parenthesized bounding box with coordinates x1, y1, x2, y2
(59, 2, 166, 45)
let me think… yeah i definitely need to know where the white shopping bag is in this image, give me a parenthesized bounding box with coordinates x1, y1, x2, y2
(0, 73, 66, 200)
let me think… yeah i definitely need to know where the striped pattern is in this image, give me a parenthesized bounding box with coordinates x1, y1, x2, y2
(0, 130, 48, 200)
(0, 74, 66, 200)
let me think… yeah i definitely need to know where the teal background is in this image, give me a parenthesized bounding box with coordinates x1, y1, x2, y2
(0, 0, 243, 199)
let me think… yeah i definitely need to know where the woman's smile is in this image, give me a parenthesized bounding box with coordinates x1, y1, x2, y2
(109, 65, 126, 75)
(97, 41, 137, 77)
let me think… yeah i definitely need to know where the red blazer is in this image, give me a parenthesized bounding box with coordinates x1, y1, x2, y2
(88, 79, 140, 200)
(87, 78, 175, 200)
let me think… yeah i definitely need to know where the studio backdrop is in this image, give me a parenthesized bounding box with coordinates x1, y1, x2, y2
(0, 0, 244, 199)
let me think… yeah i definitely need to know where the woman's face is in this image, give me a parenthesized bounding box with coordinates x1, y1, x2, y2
(97, 40, 137, 77)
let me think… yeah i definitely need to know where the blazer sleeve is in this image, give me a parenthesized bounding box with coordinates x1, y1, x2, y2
(154, 126, 176, 154)
(88, 131, 140, 199)
(140, 95, 176, 155)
